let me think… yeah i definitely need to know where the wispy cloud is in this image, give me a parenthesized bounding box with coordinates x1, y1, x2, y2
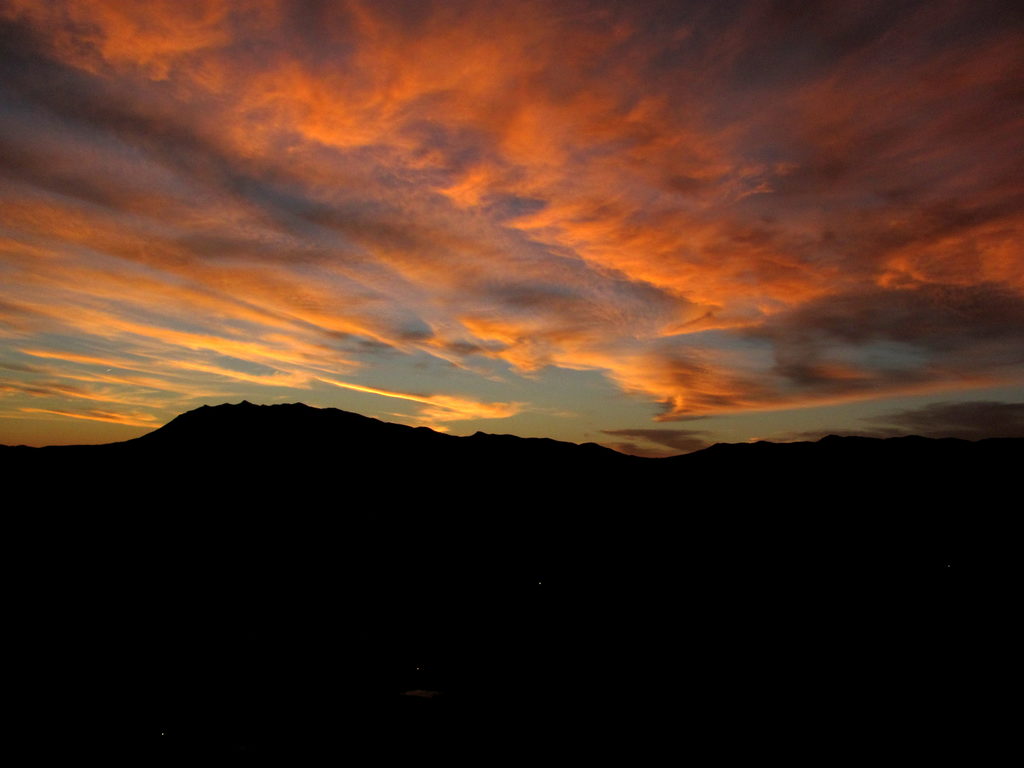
(865, 400, 1024, 440)
(600, 427, 711, 457)
(20, 407, 162, 428)
(0, 0, 1021, 442)
(318, 376, 521, 423)
(767, 400, 1024, 443)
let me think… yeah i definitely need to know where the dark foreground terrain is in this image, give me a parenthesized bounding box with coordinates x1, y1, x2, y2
(5, 402, 1018, 761)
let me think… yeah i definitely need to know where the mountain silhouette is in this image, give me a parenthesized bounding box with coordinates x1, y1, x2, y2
(6, 402, 1017, 760)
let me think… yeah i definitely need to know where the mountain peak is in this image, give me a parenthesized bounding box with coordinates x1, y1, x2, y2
(122, 402, 634, 469)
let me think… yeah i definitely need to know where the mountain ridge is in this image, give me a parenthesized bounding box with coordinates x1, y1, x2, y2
(6, 399, 1016, 759)
(4, 399, 1019, 457)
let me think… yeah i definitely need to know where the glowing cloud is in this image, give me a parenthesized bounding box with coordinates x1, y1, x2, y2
(1, 1, 1021, 446)
(20, 407, 162, 428)
(318, 377, 522, 423)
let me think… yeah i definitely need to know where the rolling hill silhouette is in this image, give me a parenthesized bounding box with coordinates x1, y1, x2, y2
(6, 402, 1017, 760)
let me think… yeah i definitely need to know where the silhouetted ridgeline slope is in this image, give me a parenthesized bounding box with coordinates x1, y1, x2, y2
(6, 401, 1018, 760)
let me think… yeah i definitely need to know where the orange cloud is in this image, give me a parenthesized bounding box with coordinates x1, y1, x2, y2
(1, 0, 1021, 438)
(318, 376, 521, 422)
(20, 407, 162, 428)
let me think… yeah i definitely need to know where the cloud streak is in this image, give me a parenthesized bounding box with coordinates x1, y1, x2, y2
(19, 407, 162, 428)
(600, 427, 711, 457)
(318, 376, 522, 424)
(865, 400, 1024, 440)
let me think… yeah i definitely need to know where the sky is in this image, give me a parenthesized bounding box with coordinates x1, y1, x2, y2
(1, 0, 1022, 455)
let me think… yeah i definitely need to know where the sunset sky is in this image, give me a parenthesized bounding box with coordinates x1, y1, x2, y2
(1, 0, 1022, 454)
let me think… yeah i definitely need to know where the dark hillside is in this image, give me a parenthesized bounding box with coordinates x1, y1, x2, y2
(6, 402, 1017, 760)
